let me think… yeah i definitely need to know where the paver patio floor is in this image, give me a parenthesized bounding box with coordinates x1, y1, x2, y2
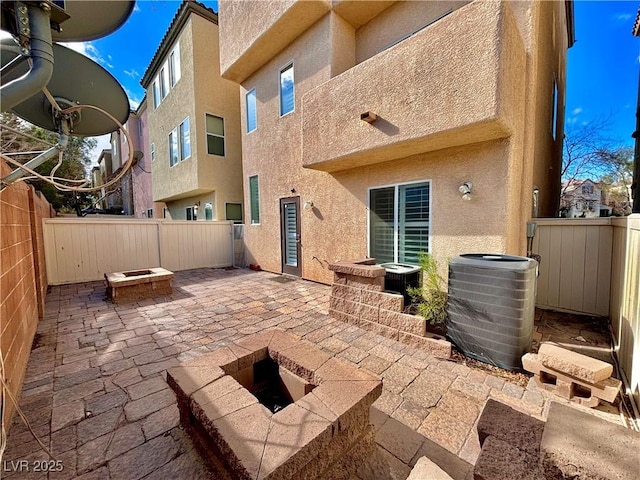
(4, 268, 625, 480)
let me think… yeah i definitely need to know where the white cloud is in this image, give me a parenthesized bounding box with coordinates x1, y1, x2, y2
(616, 13, 632, 21)
(60, 41, 114, 69)
(571, 107, 583, 115)
(133, 4, 141, 13)
(124, 69, 140, 78)
(566, 117, 578, 125)
(123, 87, 141, 109)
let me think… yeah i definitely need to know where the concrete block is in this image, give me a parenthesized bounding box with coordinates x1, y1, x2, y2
(473, 436, 544, 480)
(361, 289, 404, 311)
(331, 284, 362, 303)
(524, 353, 621, 405)
(476, 399, 544, 455)
(408, 456, 454, 480)
(166, 365, 226, 399)
(329, 308, 359, 326)
(398, 331, 451, 358)
(345, 274, 385, 291)
(538, 343, 613, 384)
(541, 402, 640, 480)
(329, 261, 386, 278)
(359, 318, 399, 341)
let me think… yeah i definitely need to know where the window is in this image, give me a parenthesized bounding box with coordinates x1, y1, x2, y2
(551, 75, 558, 141)
(205, 202, 213, 221)
(169, 44, 181, 87)
(279, 63, 294, 116)
(160, 66, 168, 99)
(150, 142, 155, 162)
(369, 181, 430, 265)
(163, 207, 169, 219)
(169, 129, 178, 167)
(146, 208, 153, 218)
(582, 183, 593, 195)
(226, 203, 243, 223)
(186, 206, 197, 221)
(138, 118, 143, 137)
(152, 80, 160, 109)
(206, 114, 225, 156)
(179, 117, 190, 160)
(246, 88, 257, 133)
(249, 175, 260, 224)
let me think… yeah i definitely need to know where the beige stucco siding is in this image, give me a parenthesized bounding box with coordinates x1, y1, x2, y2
(221, 0, 571, 285)
(354, 0, 469, 64)
(149, 19, 198, 203)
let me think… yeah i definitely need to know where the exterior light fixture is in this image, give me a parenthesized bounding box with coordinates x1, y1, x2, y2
(360, 111, 377, 123)
(303, 200, 314, 210)
(459, 181, 472, 201)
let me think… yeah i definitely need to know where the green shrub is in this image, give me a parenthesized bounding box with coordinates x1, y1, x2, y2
(407, 253, 448, 325)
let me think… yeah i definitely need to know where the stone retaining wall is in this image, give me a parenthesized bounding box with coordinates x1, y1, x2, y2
(328, 259, 451, 358)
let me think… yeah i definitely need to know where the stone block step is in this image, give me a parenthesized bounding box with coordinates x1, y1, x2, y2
(522, 353, 621, 406)
(541, 402, 640, 480)
(538, 342, 612, 384)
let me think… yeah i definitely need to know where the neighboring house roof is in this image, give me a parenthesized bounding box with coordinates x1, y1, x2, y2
(140, 0, 218, 88)
(633, 6, 640, 36)
(561, 178, 600, 194)
(97, 149, 112, 165)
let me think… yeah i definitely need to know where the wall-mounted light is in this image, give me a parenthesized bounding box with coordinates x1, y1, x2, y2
(459, 181, 472, 201)
(360, 111, 377, 123)
(303, 200, 314, 210)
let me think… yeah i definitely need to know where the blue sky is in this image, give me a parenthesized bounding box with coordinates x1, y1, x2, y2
(5, 1, 640, 157)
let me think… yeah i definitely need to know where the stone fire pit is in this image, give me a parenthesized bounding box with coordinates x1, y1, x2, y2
(104, 267, 173, 304)
(167, 329, 382, 479)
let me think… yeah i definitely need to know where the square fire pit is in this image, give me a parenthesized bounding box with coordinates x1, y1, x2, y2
(167, 330, 382, 480)
(104, 267, 173, 304)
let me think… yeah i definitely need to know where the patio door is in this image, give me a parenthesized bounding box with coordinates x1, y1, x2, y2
(280, 197, 301, 276)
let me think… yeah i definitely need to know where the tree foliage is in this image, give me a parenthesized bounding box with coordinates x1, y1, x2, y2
(561, 118, 634, 216)
(1, 112, 96, 211)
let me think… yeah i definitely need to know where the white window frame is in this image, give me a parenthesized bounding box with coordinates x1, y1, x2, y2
(249, 175, 260, 225)
(146, 208, 153, 218)
(366, 179, 432, 265)
(205, 113, 226, 157)
(246, 88, 257, 133)
(152, 79, 160, 110)
(186, 206, 197, 221)
(169, 42, 181, 87)
(179, 117, 190, 161)
(551, 74, 558, 141)
(225, 202, 243, 223)
(169, 128, 178, 167)
(150, 142, 155, 162)
(279, 61, 295, 117)
(160, 65, 169, 99)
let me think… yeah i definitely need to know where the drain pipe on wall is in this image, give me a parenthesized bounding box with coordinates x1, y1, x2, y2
(1, 3, 54, 111)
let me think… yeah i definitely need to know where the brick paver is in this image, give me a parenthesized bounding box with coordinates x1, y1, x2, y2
(3, 268, 621, 479)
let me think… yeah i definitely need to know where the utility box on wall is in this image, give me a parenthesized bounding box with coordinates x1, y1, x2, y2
(447, 254, 537, 370)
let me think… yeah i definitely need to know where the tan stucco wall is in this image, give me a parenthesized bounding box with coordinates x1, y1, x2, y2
(301, 1, 520, 172)
(221, 0, 570, 285)
(149, 14, 243, 222)
(354, 0, 469, 64)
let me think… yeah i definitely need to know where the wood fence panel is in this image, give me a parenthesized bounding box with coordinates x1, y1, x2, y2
(158, 221, 232, 272)
(533, 219, 612, 316)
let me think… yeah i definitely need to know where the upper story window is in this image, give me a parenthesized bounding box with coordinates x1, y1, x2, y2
(582, 183, 593, 195)
(246, 88, 257, 133)
(369, 181, 430, 265)
(186, 206, 197, 221)
(279, 63, 294, 116)
(179, 117, 190, 160)
(169, 129, 178, 167)
(169, 44, 181, 87)
(206, 114, 225, 156)
(151, 42, 180, 109)
(150, 142, 155, 162)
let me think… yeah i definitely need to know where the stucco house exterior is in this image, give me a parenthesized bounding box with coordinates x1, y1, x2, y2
(140, 0, 243, 221)
(560, 179, 609, 218)
(218, 0, 574, 285)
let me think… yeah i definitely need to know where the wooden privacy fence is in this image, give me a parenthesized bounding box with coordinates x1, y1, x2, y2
(532, 215, 640, 408)
(43, 218, 235, 285)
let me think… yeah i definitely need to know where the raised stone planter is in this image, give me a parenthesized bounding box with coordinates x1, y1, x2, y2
(167, 329, 382, 480)
(328, 259, 451, 358)
(104, 267, 173, 304)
